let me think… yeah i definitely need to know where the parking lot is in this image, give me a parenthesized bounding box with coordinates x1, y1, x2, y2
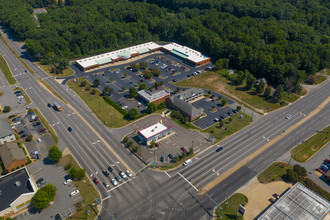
(128, 114, 212, 165)
(0, 85, 27, 115)
(17, 160, 80, 220)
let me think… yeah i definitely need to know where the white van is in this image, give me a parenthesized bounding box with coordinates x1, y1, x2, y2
(183, 159, 192, 166)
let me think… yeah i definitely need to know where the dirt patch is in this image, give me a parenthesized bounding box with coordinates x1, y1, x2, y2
(236, 177, 292, 220)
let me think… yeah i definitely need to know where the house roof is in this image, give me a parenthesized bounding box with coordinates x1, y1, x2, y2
(0, 117, 13, 138)
(0, 168, 36, 212)
(0, 142, 27, 168)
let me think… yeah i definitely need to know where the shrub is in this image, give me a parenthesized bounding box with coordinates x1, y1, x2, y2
(26, 134, 33, 141)
(286, 169, 299, 183)
(16, 166, 20, 169)
(79, 81, 86, 87)
(48, 146, 62, 163)
(3, 106, 11, 113)
(127, 141, 133, 147)
(280, 101, 286, 106)
(64, 163, 73, 170)
(123, 137, 128, 144)
(90, 89, 97, 95)
(132, 146, 139, 153)
(103, 96, 127, 115)
(293, 165, 307, 177)
(69, 167, 85, 181)
(2, 169, 8, 175)
(236, 105, 241, 110)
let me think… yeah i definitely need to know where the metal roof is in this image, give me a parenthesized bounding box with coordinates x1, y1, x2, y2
(0, 168, 36, 212)
(258, 182, 330, 220)
(0, 117, 13, 138)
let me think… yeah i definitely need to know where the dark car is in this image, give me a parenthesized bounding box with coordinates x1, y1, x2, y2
(14, 91, 21, 94)
(173, 79, 177, 82)
(36, 121, 41, 126)
(47, 103, 52, 107)
(216, 147, 223, 152)
(36, 178, 46, 187)
(68, 127, 72, 132)
(160, 156, 164, 162)
(115, 176, 121, 182)
(227, 112, 233, 116)
(233, 110, 238, 114)
(181, 147, 187, 152)
(220, 116, 224, 120)
(55, 214, 63, 220)
(93, 178, 99, 184)
(21, 134, 27, 138)
(18, 130, 25, 134)
(108, 166, 113, 172)
(168, 154, 173, 159)
(102, 169, 110, 177)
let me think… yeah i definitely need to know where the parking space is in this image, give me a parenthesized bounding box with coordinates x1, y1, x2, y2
(128, 115, 211, 165)
(17, 160, 80, 220)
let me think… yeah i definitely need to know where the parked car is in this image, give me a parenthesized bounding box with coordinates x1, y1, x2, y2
(108, 166, 113, 172)
(21, 134, 27, 138)
(173, 79, 177, 82)
(160, 156, 164, 162)
(227, 112, 233, 116)
(64, 179, 72, 185)
(286, 115, 291, 119)
(315, 168, 325, 174)
(70, 190, 79, 197)
(93, 178, 99, 184)
(115, 176, 121, 182)
(220, 116, 224, 120)
(103, 169, 110, 177)
(214, 118, 219, 122)
(180, 147, 187, 152)
(273, 193, 279, 199)
(168, 154, 174, 159)
(233, 110, 238, 114)
(40, 128, 46, 132)
(126, 170, 133, 178)
(36, 178, 46, 187)
(37, 138, 42, 142)
(47, 103, 52, 107)
(325, 159, 330, 163)
(119, 171, 127, 179)
(103, 182, 110, 188)
(68, 127, 72, 132)
(111, 178, 118, 186)
(35, 122, 41, 126)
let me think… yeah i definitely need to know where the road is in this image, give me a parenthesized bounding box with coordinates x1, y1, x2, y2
(1, 28, 329, 219)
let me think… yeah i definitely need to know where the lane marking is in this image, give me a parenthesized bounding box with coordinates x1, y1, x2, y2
(177, 172, 198, 192)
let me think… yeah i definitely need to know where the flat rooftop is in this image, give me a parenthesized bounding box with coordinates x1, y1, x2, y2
(138, 121, 171, 139)
(162, 43, 209, 63)
(258, 182, 330, 220)
(138, 89, 170, 102)
(0, 168, 35, 211)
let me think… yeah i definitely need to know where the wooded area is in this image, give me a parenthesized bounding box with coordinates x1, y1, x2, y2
(0, 0, 328, 89)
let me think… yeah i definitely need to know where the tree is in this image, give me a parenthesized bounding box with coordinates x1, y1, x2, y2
(109, 88, 114, 96)
(219, 121, 224, 128)
(245, 72, 255, 90)
(124, 72, 127, 77)
(154, 81, 163, 89)
(69, 167, 85, 181)
(139, 62, 148, 69)
(236, 106, 241, 110)
(32, 184, 57, 210)
(127, 108, 138, 120)
(109, 77, 113, 82)
(26, 134, 33, 141)
(256, 80, 265, 94)
(273, 85, 284, 102)
(3, 106, 11, 113)
(286, 169, 299, 183)
(138, 83, 147, 91)
(129, 86, 137, 98)
(150, 68, 161, 77)
(79, 81, 86, 87)
(90, 89, 97, 95)
(182, 151, 187, 158)
(131, 63, 139, 71)
(215, 58, 229, 69)
(229, 118, 232, 123)
(150, 141, 155, 148)
(57, 58, 69, 71)
(102, 86, 109, 96)
(48, 146, 62, 163)
(218, 95, 222, 100)
(189, 147, 194, 155)
(146, 102, 156, 113)
(93, 78, 100, 87)
(208, 90, 212, 95)
(234, 71, 245, 85)
(264, 87, 272, 98)
(293, 165, 307, 177)
(221, 98, 227, 106)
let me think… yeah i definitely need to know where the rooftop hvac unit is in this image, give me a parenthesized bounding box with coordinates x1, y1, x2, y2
(15, 181, 21, 187)
(151, 129, 154, 132)
(155, 126, 158, 128)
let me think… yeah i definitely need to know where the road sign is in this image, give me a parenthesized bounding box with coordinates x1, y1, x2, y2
(237, 204, 245, 216)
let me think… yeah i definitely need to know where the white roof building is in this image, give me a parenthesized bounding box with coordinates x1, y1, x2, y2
(139, 122, 168, 139)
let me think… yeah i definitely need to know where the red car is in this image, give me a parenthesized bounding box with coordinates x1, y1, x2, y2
(325, 159, 330, 163)
(273, 193, 279, 199)
(180, 147, 187, 152)
(315, 168, 325, 174)
(171, 72, 175, 75)
(93, 177, 99, 184)
(40, 128, 46, 132)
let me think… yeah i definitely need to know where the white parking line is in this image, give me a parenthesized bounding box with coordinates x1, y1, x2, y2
(164, 171, 171, 178)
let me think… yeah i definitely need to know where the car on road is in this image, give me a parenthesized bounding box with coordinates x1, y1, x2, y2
(126, 170, 133, 178)
(273, 193, 279, 199)
(103, 182, 110, 188)
(111, 178, 118, 186)
(180, 147, 187, 152)
(183, 159, 192, 166)
(119, 171, 127, 179)
(115, 176, 121, 182)
(70, 190, 79, 197)
(108, 166, 113, 172)
(36, 178, 46, 187)
(93, 178, 99, 184)
(102, 169, 110, 177)
(40, 128, 46, 133)
(68, 127, 72, 132)
(64, 179, 72, 185)
(216, 147, 223, 152)
(286, 115, 291, 119)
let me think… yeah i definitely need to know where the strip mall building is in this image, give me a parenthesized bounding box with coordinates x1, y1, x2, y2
(75, 42, 211, 71)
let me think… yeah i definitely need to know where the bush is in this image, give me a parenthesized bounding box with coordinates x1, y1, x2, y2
(127, 141, 133, 147)
(16, 166, 20, 169)
(122, 137, 128, 144)
(2, 169, 8, 175)
(26, 134, 33, 141)
(286, 169, 299, 183)
(236, 106, 241, 110)
(32, 184, 57, 210)
(132, 146, 139, 153)
(3, 106, 11, 113)
(79, 81, 86, 87)
(280, 101, 286, 106)
(103, 96, 127, 115)
(90, 89, 97, 95)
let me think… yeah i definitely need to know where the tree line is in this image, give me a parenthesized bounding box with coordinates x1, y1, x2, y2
(0, 0, 328, 89)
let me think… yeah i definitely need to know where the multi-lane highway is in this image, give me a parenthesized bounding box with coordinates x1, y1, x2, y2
(0, 28, 329, 219)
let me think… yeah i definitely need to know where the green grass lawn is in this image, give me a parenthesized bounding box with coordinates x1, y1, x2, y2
(204, 112, 252, 140)
(291, 126, 329, 162)
(0, 54, 16, 85)
(60, 154, 100, 220)
(314, 74, 327, 84)
(215, 193, 248, 220)
(14, 87, 31, 106)
(67, 78, 130, 128)
(36, 62, 75, 77)
(175, 71, 299, 112)
(257, 162, 291, 183)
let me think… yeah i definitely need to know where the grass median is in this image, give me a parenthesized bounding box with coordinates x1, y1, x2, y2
(291, 126, 329, 162)
(67, 78, 129, 128)
(175, 71, 299, 113)
(36, 62, 75, 77)
(60, 154, 101, 220)
(215, 193, 248, 220)
(0, 54, 16, 85)
(38, 78, 68, 104)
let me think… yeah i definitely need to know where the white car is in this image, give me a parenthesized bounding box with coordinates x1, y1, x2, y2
(70, 190, 79, 197)
(119, 171, 127, 179)
(103, 182, 110, 188)
(37, 138, 42, 142)
(214, 118, 219, 122)
(111, 178, 118, 186)
(64, 179, 72, 185)
(122, 106, 128, 110)
(286, 115, 291, 119)
(126, 170, 133, 178)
